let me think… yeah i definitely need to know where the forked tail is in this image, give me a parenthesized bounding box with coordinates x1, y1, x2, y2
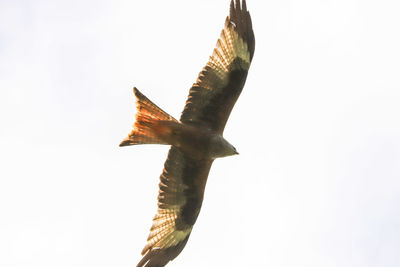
(119, 87, 178, 146)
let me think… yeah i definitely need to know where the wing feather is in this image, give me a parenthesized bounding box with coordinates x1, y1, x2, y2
(180, 0, 255, 133)
(137, 147, 213, 266)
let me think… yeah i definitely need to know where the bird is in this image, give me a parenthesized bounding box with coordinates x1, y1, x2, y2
(120, 0, 255, 266)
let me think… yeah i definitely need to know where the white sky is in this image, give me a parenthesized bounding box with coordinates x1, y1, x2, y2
(1, 0, 400, 266)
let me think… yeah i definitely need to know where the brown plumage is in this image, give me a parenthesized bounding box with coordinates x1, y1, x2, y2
(120, 0, 255, 266)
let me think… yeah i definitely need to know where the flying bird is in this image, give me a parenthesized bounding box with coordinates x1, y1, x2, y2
(120, 0, 255, 266)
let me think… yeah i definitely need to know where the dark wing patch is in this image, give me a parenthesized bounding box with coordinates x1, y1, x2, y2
(137, 147, 213, 267)
(180, 0, 255, 134)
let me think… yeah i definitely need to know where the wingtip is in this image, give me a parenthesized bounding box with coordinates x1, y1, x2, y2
(227, 0, 255, 61)
(229, 0, 251, 24)
(243, 0, 247, 11)
(236, 0, 241, 10)
(230, 0, 234, 13)
(137, 234, 191, 267)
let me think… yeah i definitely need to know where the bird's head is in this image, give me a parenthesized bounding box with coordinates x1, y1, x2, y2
(210, 135, 239, 159)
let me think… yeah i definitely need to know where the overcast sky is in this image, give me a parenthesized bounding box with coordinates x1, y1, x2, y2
(1, 0, 400, 266)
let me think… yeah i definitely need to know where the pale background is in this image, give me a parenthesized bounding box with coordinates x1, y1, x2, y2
(1, 0, 399, 266)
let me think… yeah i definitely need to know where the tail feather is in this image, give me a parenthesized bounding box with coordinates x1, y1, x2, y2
(120, 87, 178, 146)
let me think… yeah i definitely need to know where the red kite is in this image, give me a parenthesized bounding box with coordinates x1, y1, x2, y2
(120, 0, 255, 266)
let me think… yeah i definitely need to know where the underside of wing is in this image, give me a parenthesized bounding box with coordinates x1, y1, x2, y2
(180, 0, 255, 134)
(137, 147, 213, 267)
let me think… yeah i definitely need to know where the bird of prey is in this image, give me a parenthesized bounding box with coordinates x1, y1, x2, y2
(120, 0, 255, 266)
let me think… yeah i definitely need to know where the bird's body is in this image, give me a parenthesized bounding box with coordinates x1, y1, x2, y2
(162, 123, 238, 159)
(120, 0, 255, 266)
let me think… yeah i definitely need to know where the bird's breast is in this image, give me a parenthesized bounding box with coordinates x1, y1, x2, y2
(167, 123, 223, 160)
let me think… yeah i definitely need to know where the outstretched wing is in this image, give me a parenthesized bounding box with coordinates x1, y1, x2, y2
(180, 0, 255, 134)
(137, 147, 213, 267)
